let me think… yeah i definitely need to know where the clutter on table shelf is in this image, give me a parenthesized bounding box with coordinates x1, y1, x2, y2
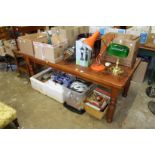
(84, 86, 111, 120)
(51, 71, 76, 87)
(64, 46, 76, 61)
(0, 39, 17, 57)
(63, 79, 94, 112)
(69, 79, 91, 93)
(17, 27, 89, 60)
(30, 67, 96, 109)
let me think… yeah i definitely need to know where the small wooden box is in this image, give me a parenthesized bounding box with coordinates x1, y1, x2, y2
(84, 104, 108, 120)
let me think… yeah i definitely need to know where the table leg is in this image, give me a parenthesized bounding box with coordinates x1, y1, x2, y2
(25, 56, 34, 76)
(107, 87, 120, 123)
(122, 79, 131, 97)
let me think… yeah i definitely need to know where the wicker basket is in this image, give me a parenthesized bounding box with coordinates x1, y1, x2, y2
(84, 104, 108, 120)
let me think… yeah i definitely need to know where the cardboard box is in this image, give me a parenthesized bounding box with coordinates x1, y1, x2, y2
(0, 46, 5, 56)
(2, 39, 17, 57)
(103, 33, 140, 68)
(33, 40, 68, 64)
(132, 61, 148, 82)
(126, 26, 151, 44)
(49, 28, 67, 45)
(61, 26, 89, 47)
(17, 33, 48, 56)
(63, 27, 79, 47)
(79, 26, 89, 34)
(84, 103, 108, 120)
(4, 47, 15, 57)
(89, 27, 126, 35)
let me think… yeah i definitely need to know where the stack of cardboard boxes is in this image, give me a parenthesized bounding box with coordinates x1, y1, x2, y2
(18, 33, 48, 56)
(17, 27, 89, 64)
(0, 39, 17, 57)
(57, 26, 89, 47)
(18, 31, 68, 63)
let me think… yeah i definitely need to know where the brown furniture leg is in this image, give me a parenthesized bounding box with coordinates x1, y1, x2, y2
(107, 87, 120, 123)
(13, 118, 20, 128)
(25, 56, 34, 76)
(122, 78, 131, 97)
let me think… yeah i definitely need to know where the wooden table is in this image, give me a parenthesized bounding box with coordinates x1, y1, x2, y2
(139, 34, 155, 52)
(139, 42, 155, 52)
(16, 51, 141, 123)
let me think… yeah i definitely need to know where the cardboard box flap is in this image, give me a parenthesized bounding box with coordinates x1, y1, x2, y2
(18, 32, 47, 41)
(102, 32, 139, 41)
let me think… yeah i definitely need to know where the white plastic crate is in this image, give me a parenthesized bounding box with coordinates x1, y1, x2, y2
(45, 80, 64, 103)
(30, 68, 52, 95)
(30, 68, 65, 103)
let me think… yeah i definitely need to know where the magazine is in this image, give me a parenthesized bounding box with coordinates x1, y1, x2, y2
(86, 87, 111, 111)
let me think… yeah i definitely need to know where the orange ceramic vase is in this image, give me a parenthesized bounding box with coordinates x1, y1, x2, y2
(84, 31, 100, 48)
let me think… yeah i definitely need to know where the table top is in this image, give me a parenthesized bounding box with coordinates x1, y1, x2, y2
(17, 51, 141, 90)
(139, 43, 155, 51)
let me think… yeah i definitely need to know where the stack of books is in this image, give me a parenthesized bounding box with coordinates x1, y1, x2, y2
(85, 87, 111, 112)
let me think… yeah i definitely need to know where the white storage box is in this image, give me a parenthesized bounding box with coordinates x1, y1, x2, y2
(33, 40, 68, 64)
(30, 68, 65, 103)
(45, 80, 64, 103)
(30, 68, 52, 95)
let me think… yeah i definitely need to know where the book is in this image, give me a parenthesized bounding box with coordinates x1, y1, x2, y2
(86, 87, 111, 111)
(85, 102, 108, 112)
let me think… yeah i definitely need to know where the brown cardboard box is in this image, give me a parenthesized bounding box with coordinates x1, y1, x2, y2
(0, 46, 5, 56)
(33, 40, 68, 64)
(3, 40, 17, 57)
(64, 27, 78, 47)
(102, 33, 139, 68)
(84, 104, 108, 120)
(50, 29, 67, 45)
(0, 43, 16, 57)
(61, 26, 89, 47)
(79, 26, 89, 34)
(17, 33, 48, 56)
(4, 47, 15, 57)
(132, 61, 148, 82)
